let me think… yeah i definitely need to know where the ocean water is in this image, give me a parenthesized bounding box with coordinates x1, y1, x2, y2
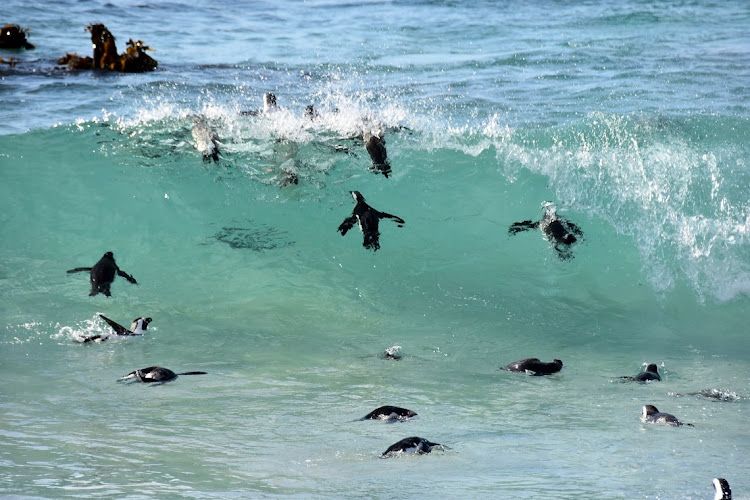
(1, 1, 749, 498)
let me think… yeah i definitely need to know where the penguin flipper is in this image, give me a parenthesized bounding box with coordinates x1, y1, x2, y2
(99, 314, 129, 335)
(508, 221, 538, 235)
(117, 371, 139, 383)
(338, 215, 357, 236)
(379, 212, 405, 227)
(80, 334, 105, 343)
(117, 269, 138, 284)
(67, 267, 92, 274)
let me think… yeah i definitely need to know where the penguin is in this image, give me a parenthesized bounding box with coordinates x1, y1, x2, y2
(117, 366, 207, 384)
(363, 130, 392, 178)
(338, 191, 405, 251)
(360, 406, 418, 422)
(620, 363, 661, 382)
(304, 104, 319, 121)
(669, 389, 742, 402)
(79, 314, 152, 343)
(191, 115, 221, 162)
(713, 478, 732, 500)
(239, 92, 277, 116)
(263, 92, 277, 113)
(67, 251, 137, 297)
(641, 405, 693, 427)
(381, 437, 443, 458)
(380, 345, 403, 360)
(504, 358, 563, 376)
(509, 201, 583, 260)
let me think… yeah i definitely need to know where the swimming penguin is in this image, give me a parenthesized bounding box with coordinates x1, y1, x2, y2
(380, 345, 403, 360)
(67, 251, 137, 297)
(360, 406, 418, 422)
(669, 389, 742, 402)
(504, 358, 563, 376)
(338, 191, 405, 251)
(509, 201, 583, 260)
(304, 104, 319, 121)
(117, 366, 207, 384)
(263, 92, 277, 113)
(381, 437, 443, 458)
(191, 115, 221, 162)
(713, 478, 732, 500)
(620, 363, 661, 382)
(641, 405, 692, 427)
(0, 24, 35, 49)
(363, 130, 392, 178)
(80, 314, 152, 343)
(239, 92, 278, 116)
(278, 160, 299, 187)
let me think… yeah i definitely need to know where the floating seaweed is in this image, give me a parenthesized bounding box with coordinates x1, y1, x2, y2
(0, 24, 35, 49)
(58, 24, 157, 72)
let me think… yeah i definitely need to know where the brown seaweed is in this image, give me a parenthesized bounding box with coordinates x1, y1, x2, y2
(59, 24, 157, 73)
(0, 24, 35, 49)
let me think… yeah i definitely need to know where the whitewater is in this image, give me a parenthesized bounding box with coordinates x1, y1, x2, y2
(1, 1, 748, 498)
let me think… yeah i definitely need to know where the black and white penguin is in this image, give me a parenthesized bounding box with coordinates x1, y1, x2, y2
(381, 437, 443, 458)
(504, 358, 563, 376)
(117, 366, 207, 384)
(67, 251, 137, 297)
(380, 345, 403, 360)
(80, 314, 152, 343)
(641, 405, 692, 427)
(304, 104, 319, 121)
(620, 363, 661, 382)
(239, 92, 278, 116)
(670, 389, 741, 402)
(278, 162, 299, 187)
(363, 130, 392, 178)
(338, 191, 405, 251)
(263, 92, 277, 113)
(713, 478, 732, 500)
(191, 115, 221, 162)
(360, 406, 418, 422)
(509, 202, 583, 260)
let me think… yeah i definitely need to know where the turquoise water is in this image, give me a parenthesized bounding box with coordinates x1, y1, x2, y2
(1, 1, 749, 498)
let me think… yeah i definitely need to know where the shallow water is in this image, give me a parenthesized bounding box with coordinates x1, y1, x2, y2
(1, 1, 749, 498)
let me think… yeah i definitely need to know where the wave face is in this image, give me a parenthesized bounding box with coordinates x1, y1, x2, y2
(1, 0, 749, 498)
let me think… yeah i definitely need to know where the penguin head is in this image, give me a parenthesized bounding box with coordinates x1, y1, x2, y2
(351, 191, 365, 203)
(384, 345, 402, 359)
(541, 200, 555, 211)
(645, 363, 659, 374)
(131, 317, 152, 333)
(263, 92, 277, 112)
(642, 405, 659, 418)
